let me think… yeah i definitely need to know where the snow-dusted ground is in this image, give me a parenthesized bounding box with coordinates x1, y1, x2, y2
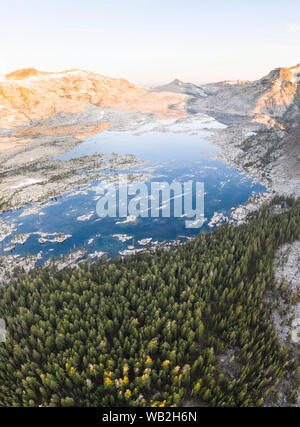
(0, 220, 16, 243)
(10, 178, 42, 189)
(0, 253, 42, 284)
(270, 241, 300, 407)
(44, 249, 86, 271)
(273, 242, 300, 346)
(208, 124, 300, 199)
(133, 113, 227, 135)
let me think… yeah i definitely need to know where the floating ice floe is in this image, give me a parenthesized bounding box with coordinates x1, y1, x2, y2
(11, 233, 31, 245)
(38, 233, 71, 244)
(4, 246, 15, 252)
(77, 212, 94, 221)
(138, 238, 152, 246)
(116, 216, 137, 224)
(112, 234, 133, 242)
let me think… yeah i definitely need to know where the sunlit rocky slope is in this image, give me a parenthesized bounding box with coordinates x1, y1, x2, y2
(153, 64, 300, 128)
(0, 63, 299, 211)
(0, 63, 299, 152)
(0, 67, 188, 126)
(0, 67, 187, 151)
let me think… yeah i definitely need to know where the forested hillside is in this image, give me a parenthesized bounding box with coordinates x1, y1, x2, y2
(0, 196, 299, 407)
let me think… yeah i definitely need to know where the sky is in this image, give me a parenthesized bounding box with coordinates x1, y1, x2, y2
(0, 0, 299, 85)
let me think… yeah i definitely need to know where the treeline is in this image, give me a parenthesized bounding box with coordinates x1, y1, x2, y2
(0, 196, 299, 407)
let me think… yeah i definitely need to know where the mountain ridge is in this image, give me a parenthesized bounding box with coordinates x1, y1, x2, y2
(0, 68, 187, 130)
(1, 63, 299, 131)
(152, 63, 300, 128)
(0, 63, 299, 157)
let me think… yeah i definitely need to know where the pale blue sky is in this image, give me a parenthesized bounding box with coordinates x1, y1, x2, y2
(0, 0, 299, 85)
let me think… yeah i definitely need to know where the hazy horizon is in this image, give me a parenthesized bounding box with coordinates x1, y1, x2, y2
(1, 0, 300, 85)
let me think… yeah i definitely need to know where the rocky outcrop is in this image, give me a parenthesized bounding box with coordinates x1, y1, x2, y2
(252, 66, 300, 121)
(152, 64, 300, 128)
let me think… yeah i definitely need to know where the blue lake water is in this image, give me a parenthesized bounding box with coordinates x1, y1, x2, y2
(0, 126, 266, 262)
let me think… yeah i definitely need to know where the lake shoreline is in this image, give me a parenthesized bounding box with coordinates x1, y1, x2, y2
(0, 112, 298, 274)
